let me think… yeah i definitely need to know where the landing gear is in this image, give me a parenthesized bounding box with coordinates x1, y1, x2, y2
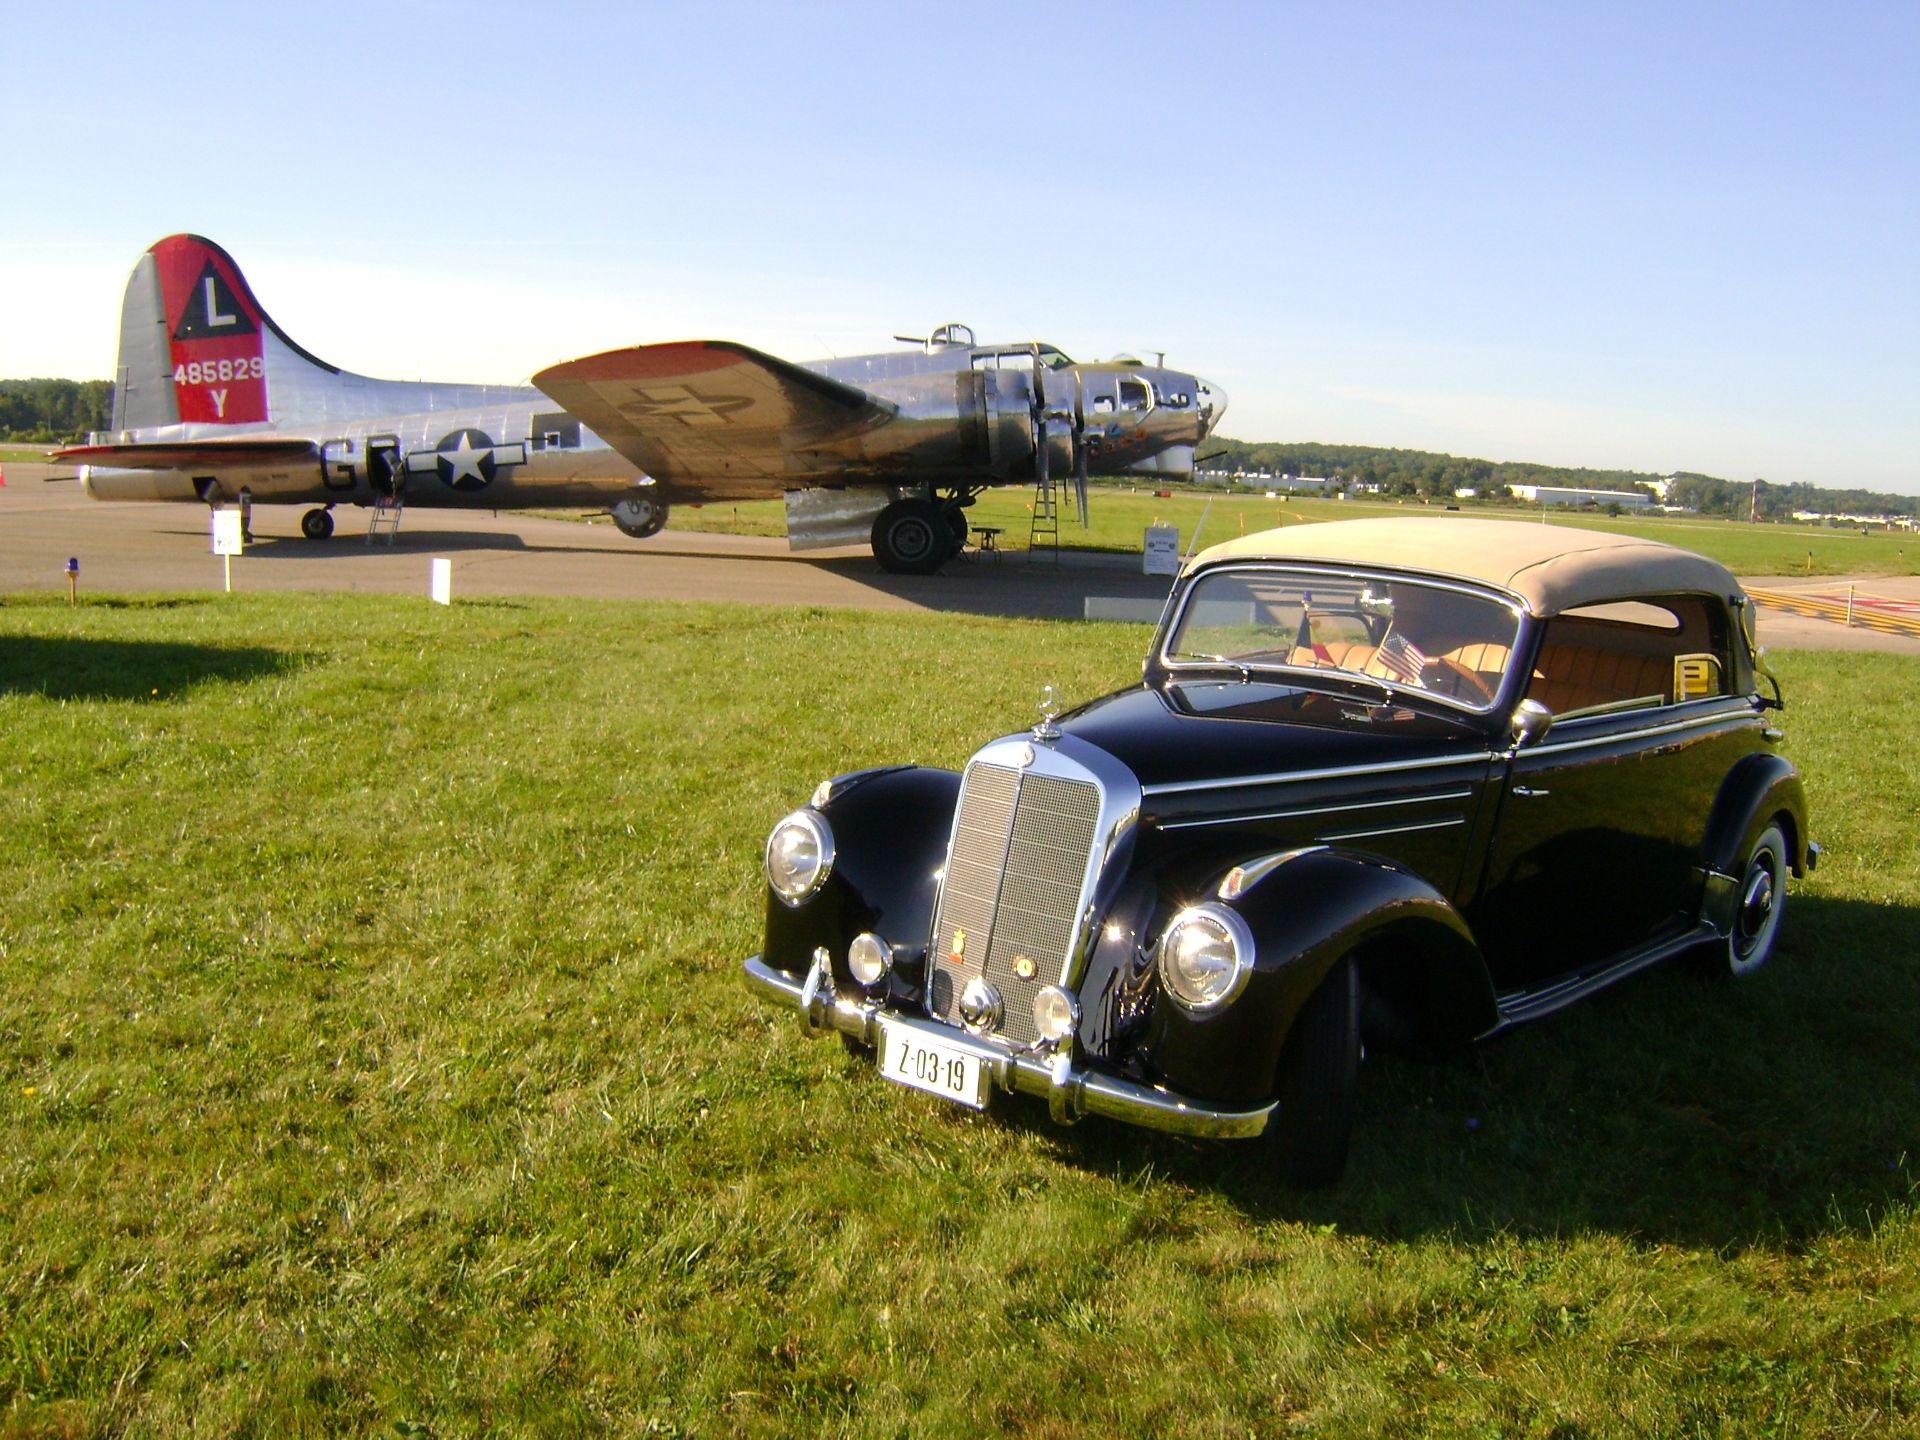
(301, 507, 336, 540)
(943, 503, 970, 560)
(611, 492, 670, 539)
(870, 498, 948, 575)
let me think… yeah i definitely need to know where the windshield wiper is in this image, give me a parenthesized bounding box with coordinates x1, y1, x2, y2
(1177, 652, 1252, 683)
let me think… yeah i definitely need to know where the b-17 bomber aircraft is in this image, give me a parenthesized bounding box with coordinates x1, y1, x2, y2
(61, 235, 1226, 573)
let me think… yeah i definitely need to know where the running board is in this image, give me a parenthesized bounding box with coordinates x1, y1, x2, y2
(1488, 924, 1714, 1033)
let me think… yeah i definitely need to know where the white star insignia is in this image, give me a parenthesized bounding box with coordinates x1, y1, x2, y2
(441, 432, 489, 485)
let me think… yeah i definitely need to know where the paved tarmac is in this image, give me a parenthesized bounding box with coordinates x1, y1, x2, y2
(0, 464, 1171, 622)
(4, 463, 1917, 652)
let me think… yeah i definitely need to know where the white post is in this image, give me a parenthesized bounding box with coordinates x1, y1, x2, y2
(1846, 585, 1855, 628)
(430, 557, 453, 605)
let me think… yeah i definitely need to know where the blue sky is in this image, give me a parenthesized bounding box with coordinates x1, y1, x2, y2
(4, 1, 1914, 491)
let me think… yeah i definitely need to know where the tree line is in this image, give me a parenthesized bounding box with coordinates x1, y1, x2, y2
(1200, 438, 1918, 521)
(0, 379, 113, 441)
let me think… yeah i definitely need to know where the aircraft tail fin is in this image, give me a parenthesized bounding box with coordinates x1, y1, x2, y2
(111, 234, 344, 433)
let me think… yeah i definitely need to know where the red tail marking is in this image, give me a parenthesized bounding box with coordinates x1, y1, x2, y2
(150, 235, 269, 425)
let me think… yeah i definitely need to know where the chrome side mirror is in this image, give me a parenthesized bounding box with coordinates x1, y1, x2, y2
(1509, 698, 1553, 750)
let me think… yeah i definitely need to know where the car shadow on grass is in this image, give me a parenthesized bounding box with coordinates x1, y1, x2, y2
(0, 634, 303, 700)
(1027, 893, 1918, 1250)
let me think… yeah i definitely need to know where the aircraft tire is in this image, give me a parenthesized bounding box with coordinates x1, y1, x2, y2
(943, 503, 969, 559)
(301, 507, 335, 540)
(871, 499, 948, 575)
(611, 493, 670, 539)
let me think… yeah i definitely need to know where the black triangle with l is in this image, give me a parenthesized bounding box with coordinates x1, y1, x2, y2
(173, 260, 258, 340)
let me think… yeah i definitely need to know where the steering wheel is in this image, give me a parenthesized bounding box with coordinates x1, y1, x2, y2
(1431, 656, 1496, 705)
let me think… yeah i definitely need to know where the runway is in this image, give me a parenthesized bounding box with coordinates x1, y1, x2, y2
(4, 465, 1917, 652)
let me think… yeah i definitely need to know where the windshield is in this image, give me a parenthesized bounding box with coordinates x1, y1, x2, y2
(1162, 565, 1524, 712)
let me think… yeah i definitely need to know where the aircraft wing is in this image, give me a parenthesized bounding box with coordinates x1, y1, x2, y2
(53, 438, 320, 469)
(532, 341, 896, 483)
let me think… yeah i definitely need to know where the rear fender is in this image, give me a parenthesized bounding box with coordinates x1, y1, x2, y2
(1698, 753, 1811, 933)
(1147, 848, 1496, 1105)
(762, 766, 960, 988)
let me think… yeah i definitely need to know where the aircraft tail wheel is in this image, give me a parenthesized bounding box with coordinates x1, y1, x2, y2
(871, 499, 948, 575)
(301, 507, 335, 540)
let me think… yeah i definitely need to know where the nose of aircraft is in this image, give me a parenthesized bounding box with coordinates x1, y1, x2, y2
(1196, 378, 1228, 435)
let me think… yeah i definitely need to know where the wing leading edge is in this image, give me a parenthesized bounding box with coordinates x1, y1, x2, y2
(532, 341, 896, 485)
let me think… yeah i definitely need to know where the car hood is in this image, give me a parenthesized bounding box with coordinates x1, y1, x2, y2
(1057, 681, 1496, 795)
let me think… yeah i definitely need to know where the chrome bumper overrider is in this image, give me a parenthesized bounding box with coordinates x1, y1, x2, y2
(743, 953, 1274, 1141)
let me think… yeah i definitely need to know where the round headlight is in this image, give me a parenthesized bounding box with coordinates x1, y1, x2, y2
(1157, 905, 1254, 1011)
(1032, 985, 1080, 1045)
(848, 932, 892, 987)
(764, 809, 834, 906)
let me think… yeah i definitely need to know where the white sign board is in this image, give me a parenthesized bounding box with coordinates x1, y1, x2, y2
(211, 509, 245, 556)
(1142, 524, 1182, 576)
(429, 557, 452, 606)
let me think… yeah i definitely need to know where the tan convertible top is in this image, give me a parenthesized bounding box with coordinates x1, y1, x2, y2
(1187, 517, 1742, 616)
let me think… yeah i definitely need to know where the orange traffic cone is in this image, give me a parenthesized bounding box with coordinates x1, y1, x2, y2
(0, 463, 8, 486)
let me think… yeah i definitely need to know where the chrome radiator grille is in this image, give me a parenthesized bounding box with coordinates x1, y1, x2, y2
(927, 758, 1104, 1047)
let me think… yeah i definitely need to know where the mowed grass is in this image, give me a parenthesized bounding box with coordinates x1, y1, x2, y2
(647, 485, 1920, 580)
(1, 592, 1916, 1438)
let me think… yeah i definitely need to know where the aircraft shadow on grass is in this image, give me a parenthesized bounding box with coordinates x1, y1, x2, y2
(992, 893, 1918, 1249)
(0, 634, 300, 701)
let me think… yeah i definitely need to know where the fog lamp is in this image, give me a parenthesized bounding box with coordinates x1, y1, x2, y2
(848, 932, 892, 987)
(1032, 985, 1080, 1046)
(1157, 905, 1254, 1011)
(765, 809, 834, 906)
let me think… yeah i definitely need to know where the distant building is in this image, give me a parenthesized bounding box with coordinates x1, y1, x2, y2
(1511, 484, 1653, 509)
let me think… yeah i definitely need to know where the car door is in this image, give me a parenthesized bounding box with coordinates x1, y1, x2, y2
(1468, 596, 1754, 990)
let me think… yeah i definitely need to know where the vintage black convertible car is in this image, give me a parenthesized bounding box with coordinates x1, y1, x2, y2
(742, 518, 1817, 1184)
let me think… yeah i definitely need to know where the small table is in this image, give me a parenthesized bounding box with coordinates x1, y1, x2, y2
(971, 525, 1004, 560)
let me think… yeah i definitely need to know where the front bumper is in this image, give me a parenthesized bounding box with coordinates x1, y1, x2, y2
(743, 952, 1274, 1140)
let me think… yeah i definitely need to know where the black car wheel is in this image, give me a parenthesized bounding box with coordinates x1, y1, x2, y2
(1264, 957, 1359, 1188)
(872, 499, 948, 575)
(1716, 820, 1788, 978)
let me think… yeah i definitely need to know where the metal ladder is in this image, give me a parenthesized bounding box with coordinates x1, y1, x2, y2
(1027, 474, 1060, 563)
(367, 493, 404, 544)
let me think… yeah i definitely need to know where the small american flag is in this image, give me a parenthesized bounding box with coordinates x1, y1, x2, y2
(1375, 633, 1429, 683)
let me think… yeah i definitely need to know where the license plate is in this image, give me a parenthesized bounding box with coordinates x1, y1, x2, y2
(878, 1019, 989, 1110)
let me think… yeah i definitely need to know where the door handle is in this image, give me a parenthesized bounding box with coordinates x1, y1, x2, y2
(1513, 785, 1550, 798)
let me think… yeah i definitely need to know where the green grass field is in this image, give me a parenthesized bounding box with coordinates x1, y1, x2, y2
(642, 485, 1920, 580)
(2, 592, 1916, 1436)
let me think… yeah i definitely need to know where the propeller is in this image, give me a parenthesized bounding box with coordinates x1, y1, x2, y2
(1029, 344, 1090, 527)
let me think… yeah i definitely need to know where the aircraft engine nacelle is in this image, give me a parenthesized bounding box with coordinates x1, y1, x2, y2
(957, 368, 1080, 483)
(961, 368, 1036, 480)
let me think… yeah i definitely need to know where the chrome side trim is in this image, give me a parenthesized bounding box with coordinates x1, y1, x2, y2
(743, 955, 1274, 1140)
(1161, 787, 1474, 832)
(1318, 815, 1466, 843)
(1142, 751, 1498, 798)
(1521, 706, 1756, 760)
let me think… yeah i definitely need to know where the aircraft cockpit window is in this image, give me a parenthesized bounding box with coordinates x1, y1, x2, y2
(1091, 395, 1117, 415)
(1118, 378, 1152, 411)
(1154, 383, 1194, 408)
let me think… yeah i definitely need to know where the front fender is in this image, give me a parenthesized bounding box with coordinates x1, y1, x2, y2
(762, 766, 960, 984)
(1147, 848, 1496, 1105)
